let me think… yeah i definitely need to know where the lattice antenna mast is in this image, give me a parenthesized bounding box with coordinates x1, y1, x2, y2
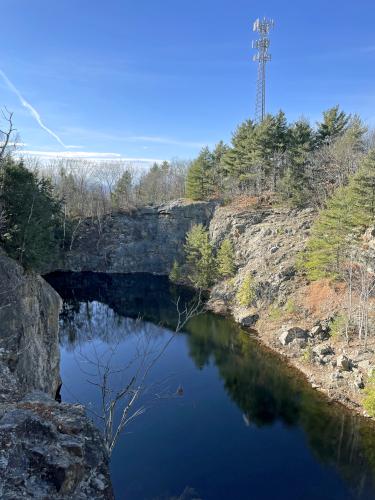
(252, 17, 274, 122)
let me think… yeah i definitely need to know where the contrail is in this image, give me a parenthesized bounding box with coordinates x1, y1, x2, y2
(0, 69, 68, 148)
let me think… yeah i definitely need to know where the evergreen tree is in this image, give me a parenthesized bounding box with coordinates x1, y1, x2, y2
(0, 159, 65, 269)
(217, 239, 235, 278)
(278, 119, 314, 206)
(184, 224, 216, 288)
(112, 170, 132, 209)
(301, 184, 356, 280)
(316, 106, 350, 145)
(186, 147, 215, 200)
(236, 274, 256, 307)
(301, 150, 375, 280)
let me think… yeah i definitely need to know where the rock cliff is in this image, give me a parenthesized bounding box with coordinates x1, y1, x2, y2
(60, 200, 216, 274)
(0, 252, 113, 499)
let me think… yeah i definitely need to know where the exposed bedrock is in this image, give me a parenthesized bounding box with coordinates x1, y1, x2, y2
(58, 200, 217, 274)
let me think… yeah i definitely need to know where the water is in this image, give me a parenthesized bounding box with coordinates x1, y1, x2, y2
(46, 272, 375, 500)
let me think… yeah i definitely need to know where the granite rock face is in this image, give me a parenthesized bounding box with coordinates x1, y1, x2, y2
(0, 252, 61, 398)
(0, 253, 113, 499)
(208, 205, 316, 312)
(60, 200, 217, 274)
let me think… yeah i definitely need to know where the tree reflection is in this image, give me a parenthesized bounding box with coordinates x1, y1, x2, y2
(47, 271, 375, 499)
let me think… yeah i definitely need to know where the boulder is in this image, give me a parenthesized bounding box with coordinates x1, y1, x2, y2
(313, 345, 335, 357)
(337, 354, 352, 372)
(354, 373, 365, 390)
(239, 314, 260, 328)
(279, 326, 308, 346)
(309, 321, 330, 341)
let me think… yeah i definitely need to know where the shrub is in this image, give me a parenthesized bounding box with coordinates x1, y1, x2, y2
(169, 260, 181, 283)
(364, 372, 375, 417)
(216, 239, 235, 278)
(236, 274, 256, 307)
(330, 314, 347, 339)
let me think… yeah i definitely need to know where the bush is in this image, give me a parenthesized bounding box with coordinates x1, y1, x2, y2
(236, 274, 256, 307)
(330, 314, 347, 339)
(169, 260, 181, 283)
(364, 372, 375, 417)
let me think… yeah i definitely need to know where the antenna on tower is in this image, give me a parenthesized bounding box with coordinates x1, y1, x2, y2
(252, 17, 274, 122)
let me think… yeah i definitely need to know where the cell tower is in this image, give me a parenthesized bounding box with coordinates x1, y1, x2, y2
(252, 17, 274, 122)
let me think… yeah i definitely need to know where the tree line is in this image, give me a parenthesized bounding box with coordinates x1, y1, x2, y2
(185, 106, 370, 207)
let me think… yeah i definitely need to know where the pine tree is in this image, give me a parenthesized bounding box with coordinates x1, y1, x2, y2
(186, 158, 206, 200)
(184, 224, 216, 288)
(316, 105, 350, 145)
(278, 119, 314, 206)
(0, 159, 65, 269)
(185, 148, 215, 200)
(112, 170, 132, 209)
(301, 150, 375, 280)
(301, 184, 356, 280)
(217, 239, 235, 278)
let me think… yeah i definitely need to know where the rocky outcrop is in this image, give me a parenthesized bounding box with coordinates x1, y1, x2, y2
(0, 392, 113, 500)
(59, 200, 217, 274)
(0, 252, 61, 399)
(208, 205, 315, 313)
(0, 252, 113, 499)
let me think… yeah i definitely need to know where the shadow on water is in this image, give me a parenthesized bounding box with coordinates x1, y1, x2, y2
(46, 271, 375, 500)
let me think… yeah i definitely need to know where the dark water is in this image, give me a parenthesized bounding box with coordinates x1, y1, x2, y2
(46, 272, 375, 500)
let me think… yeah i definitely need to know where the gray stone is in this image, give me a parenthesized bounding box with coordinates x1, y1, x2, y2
(279, 326, 308, 346)
(239, 314, 260, 328)
(313, 345, 335, 357)
(0, 252, 61, 398)
(0, 394, 113, 499)
(337, 354, 353, 372)
(354, 373, 365, 390)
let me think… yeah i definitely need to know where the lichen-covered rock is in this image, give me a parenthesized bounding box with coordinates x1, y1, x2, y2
(57, 200, 217, 275)
(0, 392, 113, 500)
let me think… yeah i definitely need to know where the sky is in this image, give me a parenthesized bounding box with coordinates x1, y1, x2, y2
(1, 0, 375, 165)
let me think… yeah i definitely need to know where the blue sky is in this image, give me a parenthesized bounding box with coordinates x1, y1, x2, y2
(1, 0, 375, 164)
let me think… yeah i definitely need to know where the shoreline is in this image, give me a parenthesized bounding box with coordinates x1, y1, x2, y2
(207, 298, 374, 421)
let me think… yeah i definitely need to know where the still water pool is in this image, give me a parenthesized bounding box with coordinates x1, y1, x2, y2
(46, 272, 375, 500)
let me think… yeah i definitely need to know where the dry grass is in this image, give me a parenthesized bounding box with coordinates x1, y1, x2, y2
(224, 193, 277, 212)
(297, 279, 346, 319)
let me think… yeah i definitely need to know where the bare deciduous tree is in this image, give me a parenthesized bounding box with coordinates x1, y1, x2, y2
(67, 293, 203, 456)
(0, 108, 16, 162)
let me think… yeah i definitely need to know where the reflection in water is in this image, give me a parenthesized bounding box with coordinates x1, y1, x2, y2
(46, 272, 375, 500)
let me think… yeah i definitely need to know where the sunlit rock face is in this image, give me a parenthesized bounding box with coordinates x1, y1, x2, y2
(0, 251, 61, 398)
(58, 200, 217, 274)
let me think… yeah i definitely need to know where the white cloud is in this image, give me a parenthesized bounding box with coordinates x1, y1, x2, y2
(0, 142, 27, 147)
(18, 149, 164, 164)
(0, 69, 72, 149)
